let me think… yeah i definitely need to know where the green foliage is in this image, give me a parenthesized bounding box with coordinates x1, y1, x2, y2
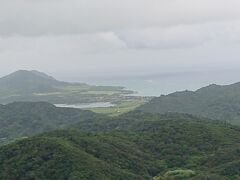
(1, 110, 240, 179)
(139, 83, 240, 125)
(164, 169, 196, 179)
(3, 72, 240, 179)
(0, 134, 139, 180)
(0, 102, 100, 145)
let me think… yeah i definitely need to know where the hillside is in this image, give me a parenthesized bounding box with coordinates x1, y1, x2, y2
(1, 115, 240, 179)
(0, 70, 68, 94)
(0, 131, 139, 180)
(139, 82, 240, 125)
(0, 102, 99, 145)
(0, 70, 136, 104)
(0, 102, 196, 146)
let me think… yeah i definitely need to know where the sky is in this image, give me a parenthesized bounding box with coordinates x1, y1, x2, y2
(1, 0, 240, 80)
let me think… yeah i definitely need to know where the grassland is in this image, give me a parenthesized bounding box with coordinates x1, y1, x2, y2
(86, 98, 148, 116)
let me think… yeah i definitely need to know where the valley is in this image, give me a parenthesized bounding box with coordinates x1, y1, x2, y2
(1, 70, 240, 179)
(1, 1, 238, 179)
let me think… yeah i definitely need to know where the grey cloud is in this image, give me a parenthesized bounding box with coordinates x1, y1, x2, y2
(1, 0, 240, 78)
(1, 0, 240, 36)
(118, 21, 240, 49)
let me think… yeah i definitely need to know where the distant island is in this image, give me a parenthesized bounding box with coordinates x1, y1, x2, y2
(0, 70, 148, 115)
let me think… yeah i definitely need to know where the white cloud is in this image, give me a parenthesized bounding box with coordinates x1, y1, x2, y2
(1, 0, 240, 77)
(1, 0, 240, 36)
(119, 20, 240, 49)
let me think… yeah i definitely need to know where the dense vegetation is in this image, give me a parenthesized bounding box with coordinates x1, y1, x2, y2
(0, 132, 139, 180)
(0, 70, 136, 104)
(1, 111, 240, 179)
(139, 82, 240, 125)
(3, 78, 240, 179)
(0, 102, 99, 145)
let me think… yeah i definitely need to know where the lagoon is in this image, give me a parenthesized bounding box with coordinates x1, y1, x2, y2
(55, 102, 115, 109)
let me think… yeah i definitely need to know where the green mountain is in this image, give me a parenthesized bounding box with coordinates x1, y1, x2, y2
(139, 83, 240, 125)
(0, 102, 99, 145)
(0, 70, 134, 104)
(0, 100, 209, 146)
(0, 70, 68, 93)
(1, 113, 240, 179)
(0, 131, 140, 180)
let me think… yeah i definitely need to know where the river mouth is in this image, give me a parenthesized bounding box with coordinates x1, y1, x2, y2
(55, 102, 115, 109)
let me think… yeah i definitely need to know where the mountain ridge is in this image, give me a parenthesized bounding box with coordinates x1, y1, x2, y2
(0, 101, 100, 145)
(139, 81, 240, 125)
(1, 114, 240, 179)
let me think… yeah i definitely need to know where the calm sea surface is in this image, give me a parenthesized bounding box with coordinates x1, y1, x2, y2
(80, 70, 240, 96)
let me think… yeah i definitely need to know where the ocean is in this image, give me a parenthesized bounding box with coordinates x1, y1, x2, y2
(63, 70, 240, 97)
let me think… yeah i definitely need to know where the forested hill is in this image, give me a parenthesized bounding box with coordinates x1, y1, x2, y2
(1, 114, 240, 179)
(2, 101, 240, 179)
(0, 102, 100, 145)
(139, 82, 240, 125)
(0, 102, 200, 146)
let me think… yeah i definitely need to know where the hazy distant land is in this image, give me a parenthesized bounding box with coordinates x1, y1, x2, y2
(0, 70, 149, 115)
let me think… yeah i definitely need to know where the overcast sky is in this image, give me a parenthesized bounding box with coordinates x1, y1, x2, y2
(1, 0, 240, 79)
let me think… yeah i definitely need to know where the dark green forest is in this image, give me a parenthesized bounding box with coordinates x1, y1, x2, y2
(1, 108, 240, 179)
(1, 72, 240, 179)
(0, 102, 100, 145)
(139, 83, 240, 125)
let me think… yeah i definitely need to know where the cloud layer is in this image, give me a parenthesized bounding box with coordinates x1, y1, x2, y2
(1, 0, 240, 77)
